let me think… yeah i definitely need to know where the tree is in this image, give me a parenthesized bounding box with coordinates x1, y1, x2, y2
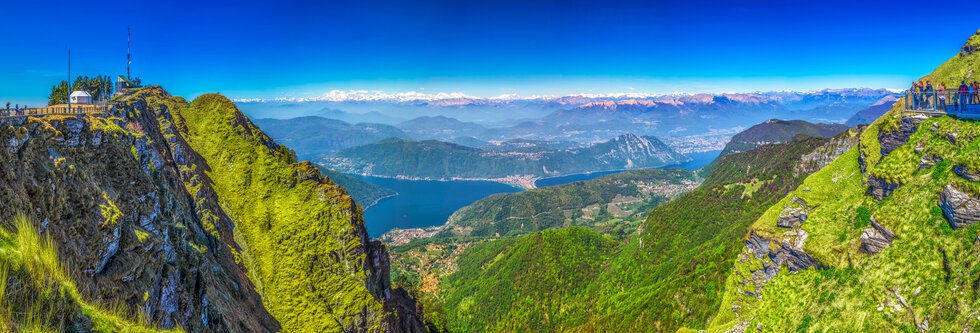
(48, 75, 114, 105)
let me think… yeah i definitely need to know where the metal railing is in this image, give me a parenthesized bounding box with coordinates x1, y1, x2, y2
(0, 104, 112, 118)
(904, 89, 980, 114)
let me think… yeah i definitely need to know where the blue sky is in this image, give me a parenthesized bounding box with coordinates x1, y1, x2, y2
(2, 0, 979, 105)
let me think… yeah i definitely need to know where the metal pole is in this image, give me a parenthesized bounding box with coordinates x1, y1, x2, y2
(68, 48, 71, 112)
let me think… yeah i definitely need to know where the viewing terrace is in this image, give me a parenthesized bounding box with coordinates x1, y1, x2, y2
(904, 90, 980, 119)
(0, 101, 112, 118)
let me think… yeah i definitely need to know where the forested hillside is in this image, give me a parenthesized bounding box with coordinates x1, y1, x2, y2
(392, 125, 861, 332)
(703, 119, 849, 172)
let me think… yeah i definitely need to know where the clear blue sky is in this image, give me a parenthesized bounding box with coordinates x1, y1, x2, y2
(2, 0, 980, 105)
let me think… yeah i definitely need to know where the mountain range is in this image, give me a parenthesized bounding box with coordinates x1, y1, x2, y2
(320, 133, 691, 183)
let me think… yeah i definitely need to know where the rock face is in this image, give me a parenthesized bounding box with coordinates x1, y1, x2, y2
(777, 197, 809, 228)
(0, 86, 428, 332)
(860, 217, 895, 254)
(919, 154, 943, 170)
(741, 229, 824, 298)
(954, 164, 980, 181)
(879, 115, 925, 157)
(939, 185, 980, 229)
(0, 114, 279, 331)
(866, 175, 902, 201)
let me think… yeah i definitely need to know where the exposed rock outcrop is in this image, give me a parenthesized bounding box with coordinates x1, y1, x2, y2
(0, 112, 279, 332)
(919, 154, 943, 170)
(866, 175, 902, 201)
(0, 86, 430, 332)
(777, 197, 809, 229)
(939, 185, 980, 229)
(860, 216, 895, 254)
(879, 114, 926, 157)
(954, 164, 980, 181)
(741, 229, 825, 299)
(793, 126, 862, 177)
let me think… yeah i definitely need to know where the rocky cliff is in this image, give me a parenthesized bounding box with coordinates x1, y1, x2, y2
(0, 86, 425, 332)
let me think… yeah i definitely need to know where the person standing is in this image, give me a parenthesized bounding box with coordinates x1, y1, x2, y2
(959, 81, 970, 111)
(910, 81, 919, 109)
(925, 81, 934, 109)
(972, 81, 980, 104)
(970, 81, 978, 107)
(938, 83, 947, 111)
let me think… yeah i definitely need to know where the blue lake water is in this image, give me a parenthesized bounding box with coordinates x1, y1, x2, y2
(534, 150, 722, 187)
(353, 175, 522, 238)
(357, 149, 721, 238)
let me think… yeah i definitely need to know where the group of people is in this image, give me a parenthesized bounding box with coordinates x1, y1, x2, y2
(911, 80, 980, 111)
(2, 102, 26, 117)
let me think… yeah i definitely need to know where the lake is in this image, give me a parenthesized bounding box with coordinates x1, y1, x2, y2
(357, 149, 720, 238)
(534, 150, 721, 187)
(353, 175, 522, 237)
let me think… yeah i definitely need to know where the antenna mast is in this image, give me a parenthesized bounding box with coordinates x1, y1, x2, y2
(68, 48, 71, 110)
(127, 26, 131, 79)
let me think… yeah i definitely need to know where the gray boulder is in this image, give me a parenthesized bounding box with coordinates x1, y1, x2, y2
(860, 217, 895, 255)
(939, 185, 980, 229)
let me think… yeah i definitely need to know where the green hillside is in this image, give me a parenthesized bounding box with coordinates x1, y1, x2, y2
(420, 127, 860, 332)
(442, 227, 615, 332)
(133, 88, 392, 331)
(317, 166, 397, 209)
(386, 168, 697, 306)
(321, 134, 689, 180)
(441, 168, 698, 238)
(710, 29, 980, 331)
(703, 119, 849, 173)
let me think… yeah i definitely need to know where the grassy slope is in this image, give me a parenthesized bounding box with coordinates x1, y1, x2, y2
(142, 91, 383, 331)
(711, 29, 980, 331)
(434, 134, 835, 332)
(0, 214, 176, 332)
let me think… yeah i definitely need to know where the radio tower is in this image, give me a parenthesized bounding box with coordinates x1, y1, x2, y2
(127, 26, 131, 79)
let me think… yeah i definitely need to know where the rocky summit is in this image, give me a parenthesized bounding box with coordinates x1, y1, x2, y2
(0, 86, 427, 332)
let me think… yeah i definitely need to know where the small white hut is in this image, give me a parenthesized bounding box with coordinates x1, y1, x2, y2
(69, 91, 92, 104)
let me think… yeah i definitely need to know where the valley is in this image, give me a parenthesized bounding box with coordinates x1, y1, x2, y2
(6, 2, 979, 331)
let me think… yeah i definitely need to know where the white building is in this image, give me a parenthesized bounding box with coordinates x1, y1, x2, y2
(69, 91, 92, 104)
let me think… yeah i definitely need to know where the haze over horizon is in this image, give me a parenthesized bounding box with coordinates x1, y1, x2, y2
(3, 0, 980, 106)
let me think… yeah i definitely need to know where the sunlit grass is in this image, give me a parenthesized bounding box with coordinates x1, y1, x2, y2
(0, 214, 180, 332)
